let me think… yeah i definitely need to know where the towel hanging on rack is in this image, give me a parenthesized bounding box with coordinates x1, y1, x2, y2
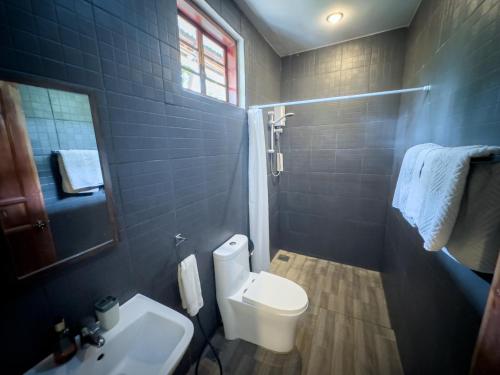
(392, 143, 441, 225)
(408, 145, 500, 251)
(178, 254, 204, 317)
(445, 161, 500, 273)
(56, 149, 103, 194)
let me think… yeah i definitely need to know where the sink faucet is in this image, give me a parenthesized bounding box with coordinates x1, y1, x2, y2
(80, 317, 105, 348)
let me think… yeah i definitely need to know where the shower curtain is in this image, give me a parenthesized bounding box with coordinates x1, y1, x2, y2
(248, 108, 270, 272)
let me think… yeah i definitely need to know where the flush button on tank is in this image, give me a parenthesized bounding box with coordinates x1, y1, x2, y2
(230, 241, 237, 245)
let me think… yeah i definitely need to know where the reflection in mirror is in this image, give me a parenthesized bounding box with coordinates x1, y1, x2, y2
(0, 81, 117, 278)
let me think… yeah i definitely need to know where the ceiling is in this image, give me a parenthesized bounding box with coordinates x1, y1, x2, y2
(235, 0, 422, 56)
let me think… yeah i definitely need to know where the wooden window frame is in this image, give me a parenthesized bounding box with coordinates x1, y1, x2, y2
(179, 14, 228, 101)
(177, 0, 238, 105)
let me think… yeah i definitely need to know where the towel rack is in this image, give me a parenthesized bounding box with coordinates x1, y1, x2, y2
(471, 154, 500, 164)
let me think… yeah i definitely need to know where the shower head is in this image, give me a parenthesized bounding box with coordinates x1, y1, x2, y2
(273, 112, 295, 125)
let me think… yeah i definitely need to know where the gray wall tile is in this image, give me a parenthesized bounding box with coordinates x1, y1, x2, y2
(382, 0, 499, 374)
(278, 29, 405, 269)
(0, 0, 280, 373)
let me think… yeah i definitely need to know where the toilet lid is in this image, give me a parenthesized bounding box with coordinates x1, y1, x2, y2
(242, 271, 308, 315)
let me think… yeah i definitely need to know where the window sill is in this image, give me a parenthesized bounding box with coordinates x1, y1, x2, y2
(181, 87, 242, 109)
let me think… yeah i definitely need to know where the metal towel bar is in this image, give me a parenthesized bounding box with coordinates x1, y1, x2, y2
(471, 154, 500, 164)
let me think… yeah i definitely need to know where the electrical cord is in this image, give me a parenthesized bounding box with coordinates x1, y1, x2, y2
(195, 314, 223, 375)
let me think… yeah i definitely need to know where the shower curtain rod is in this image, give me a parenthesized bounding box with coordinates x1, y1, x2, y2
(250, 85, 431, 110)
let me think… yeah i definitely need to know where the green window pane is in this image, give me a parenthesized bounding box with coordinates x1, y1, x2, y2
(205, 80, 226, 101)
(180, 40, 200, 73)
(205, 58, 226, 85)
(178, 16, 198, 47)
(182, 69, 201, 93)
(202, 35, 225, 65)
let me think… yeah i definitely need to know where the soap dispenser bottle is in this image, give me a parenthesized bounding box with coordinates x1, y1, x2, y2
(53, 318, 77, 365)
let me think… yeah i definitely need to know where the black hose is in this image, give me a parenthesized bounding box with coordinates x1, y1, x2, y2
(195, 314, 223, 375)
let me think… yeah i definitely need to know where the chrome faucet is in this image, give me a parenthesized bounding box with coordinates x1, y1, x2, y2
(80, 317, 105, 348)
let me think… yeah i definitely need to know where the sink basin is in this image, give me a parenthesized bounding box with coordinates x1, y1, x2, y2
(26, 294, 194, 375)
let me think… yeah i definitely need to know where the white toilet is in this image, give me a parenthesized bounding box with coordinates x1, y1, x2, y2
(213, 234, 308, 353)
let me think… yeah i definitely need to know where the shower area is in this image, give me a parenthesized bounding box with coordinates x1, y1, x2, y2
(251, 30, 407, 270)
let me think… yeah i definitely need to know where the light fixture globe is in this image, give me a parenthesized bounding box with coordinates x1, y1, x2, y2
(327, 12, 343, 24)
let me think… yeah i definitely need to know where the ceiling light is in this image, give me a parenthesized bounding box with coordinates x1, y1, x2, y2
(327, 12, 343, 24)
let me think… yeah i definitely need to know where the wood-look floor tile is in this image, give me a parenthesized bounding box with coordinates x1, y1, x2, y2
(190, 250, 403, 375)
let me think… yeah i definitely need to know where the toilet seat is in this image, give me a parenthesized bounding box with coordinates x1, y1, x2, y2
(242, 271, 308, 315)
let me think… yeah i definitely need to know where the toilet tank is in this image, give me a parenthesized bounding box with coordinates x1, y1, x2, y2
(213, 234, 250, 298)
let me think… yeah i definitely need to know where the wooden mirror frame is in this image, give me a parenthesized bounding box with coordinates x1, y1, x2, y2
(0, 75, 119, 280)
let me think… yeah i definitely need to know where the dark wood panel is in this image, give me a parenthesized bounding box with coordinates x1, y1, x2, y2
(471, 254, 500, 374)
(0, 81, 57, 275)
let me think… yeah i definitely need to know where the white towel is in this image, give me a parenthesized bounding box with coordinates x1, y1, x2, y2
(57, 150, 103, 193)
(392, 143, 441, 225)
(444, 161, 500, 273)
(404, 144, 443, 225)
(177, 254, 204, 317)
(416, 145, 500, 251)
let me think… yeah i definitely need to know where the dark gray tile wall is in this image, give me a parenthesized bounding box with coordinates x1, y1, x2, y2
(0, 0, 280, 373)
(278, 30, 406, 270)
(382, 0, 499, 373)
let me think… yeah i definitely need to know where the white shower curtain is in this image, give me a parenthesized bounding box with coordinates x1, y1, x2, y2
(248, 108, 270, 272)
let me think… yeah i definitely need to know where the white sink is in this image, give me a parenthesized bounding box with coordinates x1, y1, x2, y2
(26, 294, 194, 375)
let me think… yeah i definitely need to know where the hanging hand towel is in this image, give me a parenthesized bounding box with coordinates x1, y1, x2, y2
(416, 145, 500, 251)
(57, 149, 103, 193)
(392, 143, 441, 225)
(178, 254, 204, 317)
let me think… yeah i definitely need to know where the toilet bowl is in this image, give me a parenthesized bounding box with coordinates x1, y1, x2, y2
(213, 234, 308, 353)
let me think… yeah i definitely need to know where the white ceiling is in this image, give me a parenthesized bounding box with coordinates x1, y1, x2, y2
(235, 0, 422, 56)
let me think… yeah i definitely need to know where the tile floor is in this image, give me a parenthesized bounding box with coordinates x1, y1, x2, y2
(191, 250, 403, 375)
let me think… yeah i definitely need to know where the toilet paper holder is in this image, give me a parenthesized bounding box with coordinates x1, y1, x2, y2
(175, 233, 188, 247)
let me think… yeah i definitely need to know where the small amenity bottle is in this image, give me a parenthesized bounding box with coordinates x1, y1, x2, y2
(53, 318, 77, 365)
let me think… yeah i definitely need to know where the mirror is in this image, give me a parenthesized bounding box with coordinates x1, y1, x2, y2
(0, 80, 117, 279)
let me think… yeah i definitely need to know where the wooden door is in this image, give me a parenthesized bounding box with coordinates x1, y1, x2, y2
(0, 81, 57, 277)
(470, 254, 500, 374)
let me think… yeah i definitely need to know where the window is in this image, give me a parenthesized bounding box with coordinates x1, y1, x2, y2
(177, 0, 238, 105)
